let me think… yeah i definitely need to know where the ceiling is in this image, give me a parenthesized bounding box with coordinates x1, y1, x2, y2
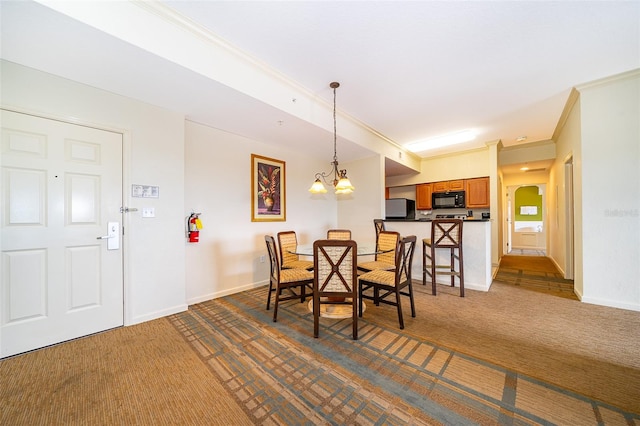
(1, 1, 639, 177)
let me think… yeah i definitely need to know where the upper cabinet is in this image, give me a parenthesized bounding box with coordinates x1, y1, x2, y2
(433, 179, 464, 193)
(416, 183, 433, 210)
(412, 176, 489, 210)
(465, 177, 490, 208)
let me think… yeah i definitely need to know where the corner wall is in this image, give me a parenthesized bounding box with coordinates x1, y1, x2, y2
(1, 60, 187, 324)
(578, 71, 640, 310)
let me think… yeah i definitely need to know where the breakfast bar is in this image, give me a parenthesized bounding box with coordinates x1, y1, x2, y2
(382, 219, 493, 292)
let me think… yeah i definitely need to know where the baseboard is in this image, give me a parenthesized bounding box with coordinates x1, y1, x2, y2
(186, 280, 268, 306)
(581, 296, 640, 312)
(127, 303, 188, 326)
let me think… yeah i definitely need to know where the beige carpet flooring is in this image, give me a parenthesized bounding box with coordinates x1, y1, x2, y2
(0, 318, 251, 425)
(1, 258, 639, 423)
(408, 280, 640, 414)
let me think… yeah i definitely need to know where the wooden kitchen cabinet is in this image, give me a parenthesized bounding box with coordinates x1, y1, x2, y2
(416, 183, 433, 210)
(449, 180, 465, 191)
(465, 177, 490, 208)
(433, 179, 464, 193)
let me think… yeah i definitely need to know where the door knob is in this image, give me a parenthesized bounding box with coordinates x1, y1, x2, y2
(97, 222, 119, 250)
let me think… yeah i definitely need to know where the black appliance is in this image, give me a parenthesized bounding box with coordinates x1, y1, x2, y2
(385, 198, 416, 220)
(432, 191, 466, 209)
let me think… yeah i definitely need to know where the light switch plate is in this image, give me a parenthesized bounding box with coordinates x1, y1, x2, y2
(142, 207, 155, 218)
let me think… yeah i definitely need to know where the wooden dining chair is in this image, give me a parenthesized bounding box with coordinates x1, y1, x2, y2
(357, 230, 399, 273)
(327, 229, 352, 240)
(277, 231, 314, 270)
(423, 219, 464, 297)
(373, 219, 385, 243)
(265, 235, 314, 322)
(358, 235, 417, 329)
(313, 239, 358, 339)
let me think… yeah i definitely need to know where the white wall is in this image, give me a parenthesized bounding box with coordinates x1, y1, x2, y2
(184, 121, 347, 304)
(1, 60, 187, 325)
(335, 155, 385, 247)
(578, 71, 640, 310)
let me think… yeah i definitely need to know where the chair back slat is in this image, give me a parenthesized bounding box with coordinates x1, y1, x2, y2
(327, 229, 352, 240)
(265, 235, 280, 282)
(432, 220, 463, 248)
(278, 231, 299, 265)
(313, 239, 358, 339)
(396, 235, 417, 284)
(315, 240, 356, 294)
(376, 231, 399, 264)
(373, 219, 385, 240)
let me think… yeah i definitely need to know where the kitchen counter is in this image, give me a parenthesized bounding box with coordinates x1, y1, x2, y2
(382, 219, 492, 292)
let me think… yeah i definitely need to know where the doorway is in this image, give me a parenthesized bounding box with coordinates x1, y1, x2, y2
(506, 184, 547, 255)
(1, 110, 124, 358)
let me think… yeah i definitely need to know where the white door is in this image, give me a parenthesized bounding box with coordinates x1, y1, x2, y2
(1, 110, 123, 358)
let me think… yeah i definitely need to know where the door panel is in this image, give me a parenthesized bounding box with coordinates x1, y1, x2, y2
(1, 110, 123, 358)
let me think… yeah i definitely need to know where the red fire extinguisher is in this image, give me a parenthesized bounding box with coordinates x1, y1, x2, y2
(187, 213, 202, 243)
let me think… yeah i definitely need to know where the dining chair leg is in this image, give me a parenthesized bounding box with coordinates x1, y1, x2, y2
(450, 248, 456, 288)
(351, 300, 358, 340)
(266, 281, 274, 310)
(431, 246, 437, 295)
(459, 248, 465, 297)
(422, 240, 426, 286)
(273, 288, 281, 322)
(408, 280, 416, 318)
(395, 287, 404, 330)
(313, 295, 320, 338)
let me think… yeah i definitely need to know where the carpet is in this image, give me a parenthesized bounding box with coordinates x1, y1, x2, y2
(494, 255, 577, 300)
(169, 284, 640, 424)
(0, 317, 251, 425)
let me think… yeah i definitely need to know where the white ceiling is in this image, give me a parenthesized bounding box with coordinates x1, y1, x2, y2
(1, 1, 639, 176)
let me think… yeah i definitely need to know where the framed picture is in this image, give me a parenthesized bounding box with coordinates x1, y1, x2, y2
(251, 154, 286, 222)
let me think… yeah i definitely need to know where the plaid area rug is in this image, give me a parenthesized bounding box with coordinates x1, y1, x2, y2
(168, 286, 638, 425)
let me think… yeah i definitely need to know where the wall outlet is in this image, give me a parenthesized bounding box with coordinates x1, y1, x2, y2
(260, 255, 266, 263)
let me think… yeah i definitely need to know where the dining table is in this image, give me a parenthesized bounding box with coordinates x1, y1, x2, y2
(288, 244, 393, 319)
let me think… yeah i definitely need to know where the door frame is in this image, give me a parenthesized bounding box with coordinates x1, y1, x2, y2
(564, 155, 575, 280)
(1, 106, 132, 326)
(505, 183, 547, 252)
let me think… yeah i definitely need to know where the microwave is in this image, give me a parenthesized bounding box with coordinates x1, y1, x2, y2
(432, 191, 466, 209)
(385, 198, 416, 220)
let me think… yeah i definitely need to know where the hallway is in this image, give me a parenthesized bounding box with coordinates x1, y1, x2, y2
(494, 255, 577, 300)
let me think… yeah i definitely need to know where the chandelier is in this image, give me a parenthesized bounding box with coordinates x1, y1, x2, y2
(308, 82, 354, 195)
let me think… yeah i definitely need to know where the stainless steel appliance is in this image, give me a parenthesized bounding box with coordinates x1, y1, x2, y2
(432, 191, 466, 209)
(385, 198, 416, 220)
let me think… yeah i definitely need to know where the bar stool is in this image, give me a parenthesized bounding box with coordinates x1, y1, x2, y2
(422, 219, 464, 297)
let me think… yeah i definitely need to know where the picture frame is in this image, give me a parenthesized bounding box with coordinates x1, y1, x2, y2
(251, 154, 286, 222)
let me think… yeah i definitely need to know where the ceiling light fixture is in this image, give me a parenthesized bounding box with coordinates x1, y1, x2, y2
(309, 82, 354, 195)
(405, 129, 477, 152)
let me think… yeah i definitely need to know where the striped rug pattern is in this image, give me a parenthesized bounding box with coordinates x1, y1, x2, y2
(169, 285, 639, 425)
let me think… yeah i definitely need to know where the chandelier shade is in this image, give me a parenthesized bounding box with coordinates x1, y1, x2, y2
(308, 82, 354, 195)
